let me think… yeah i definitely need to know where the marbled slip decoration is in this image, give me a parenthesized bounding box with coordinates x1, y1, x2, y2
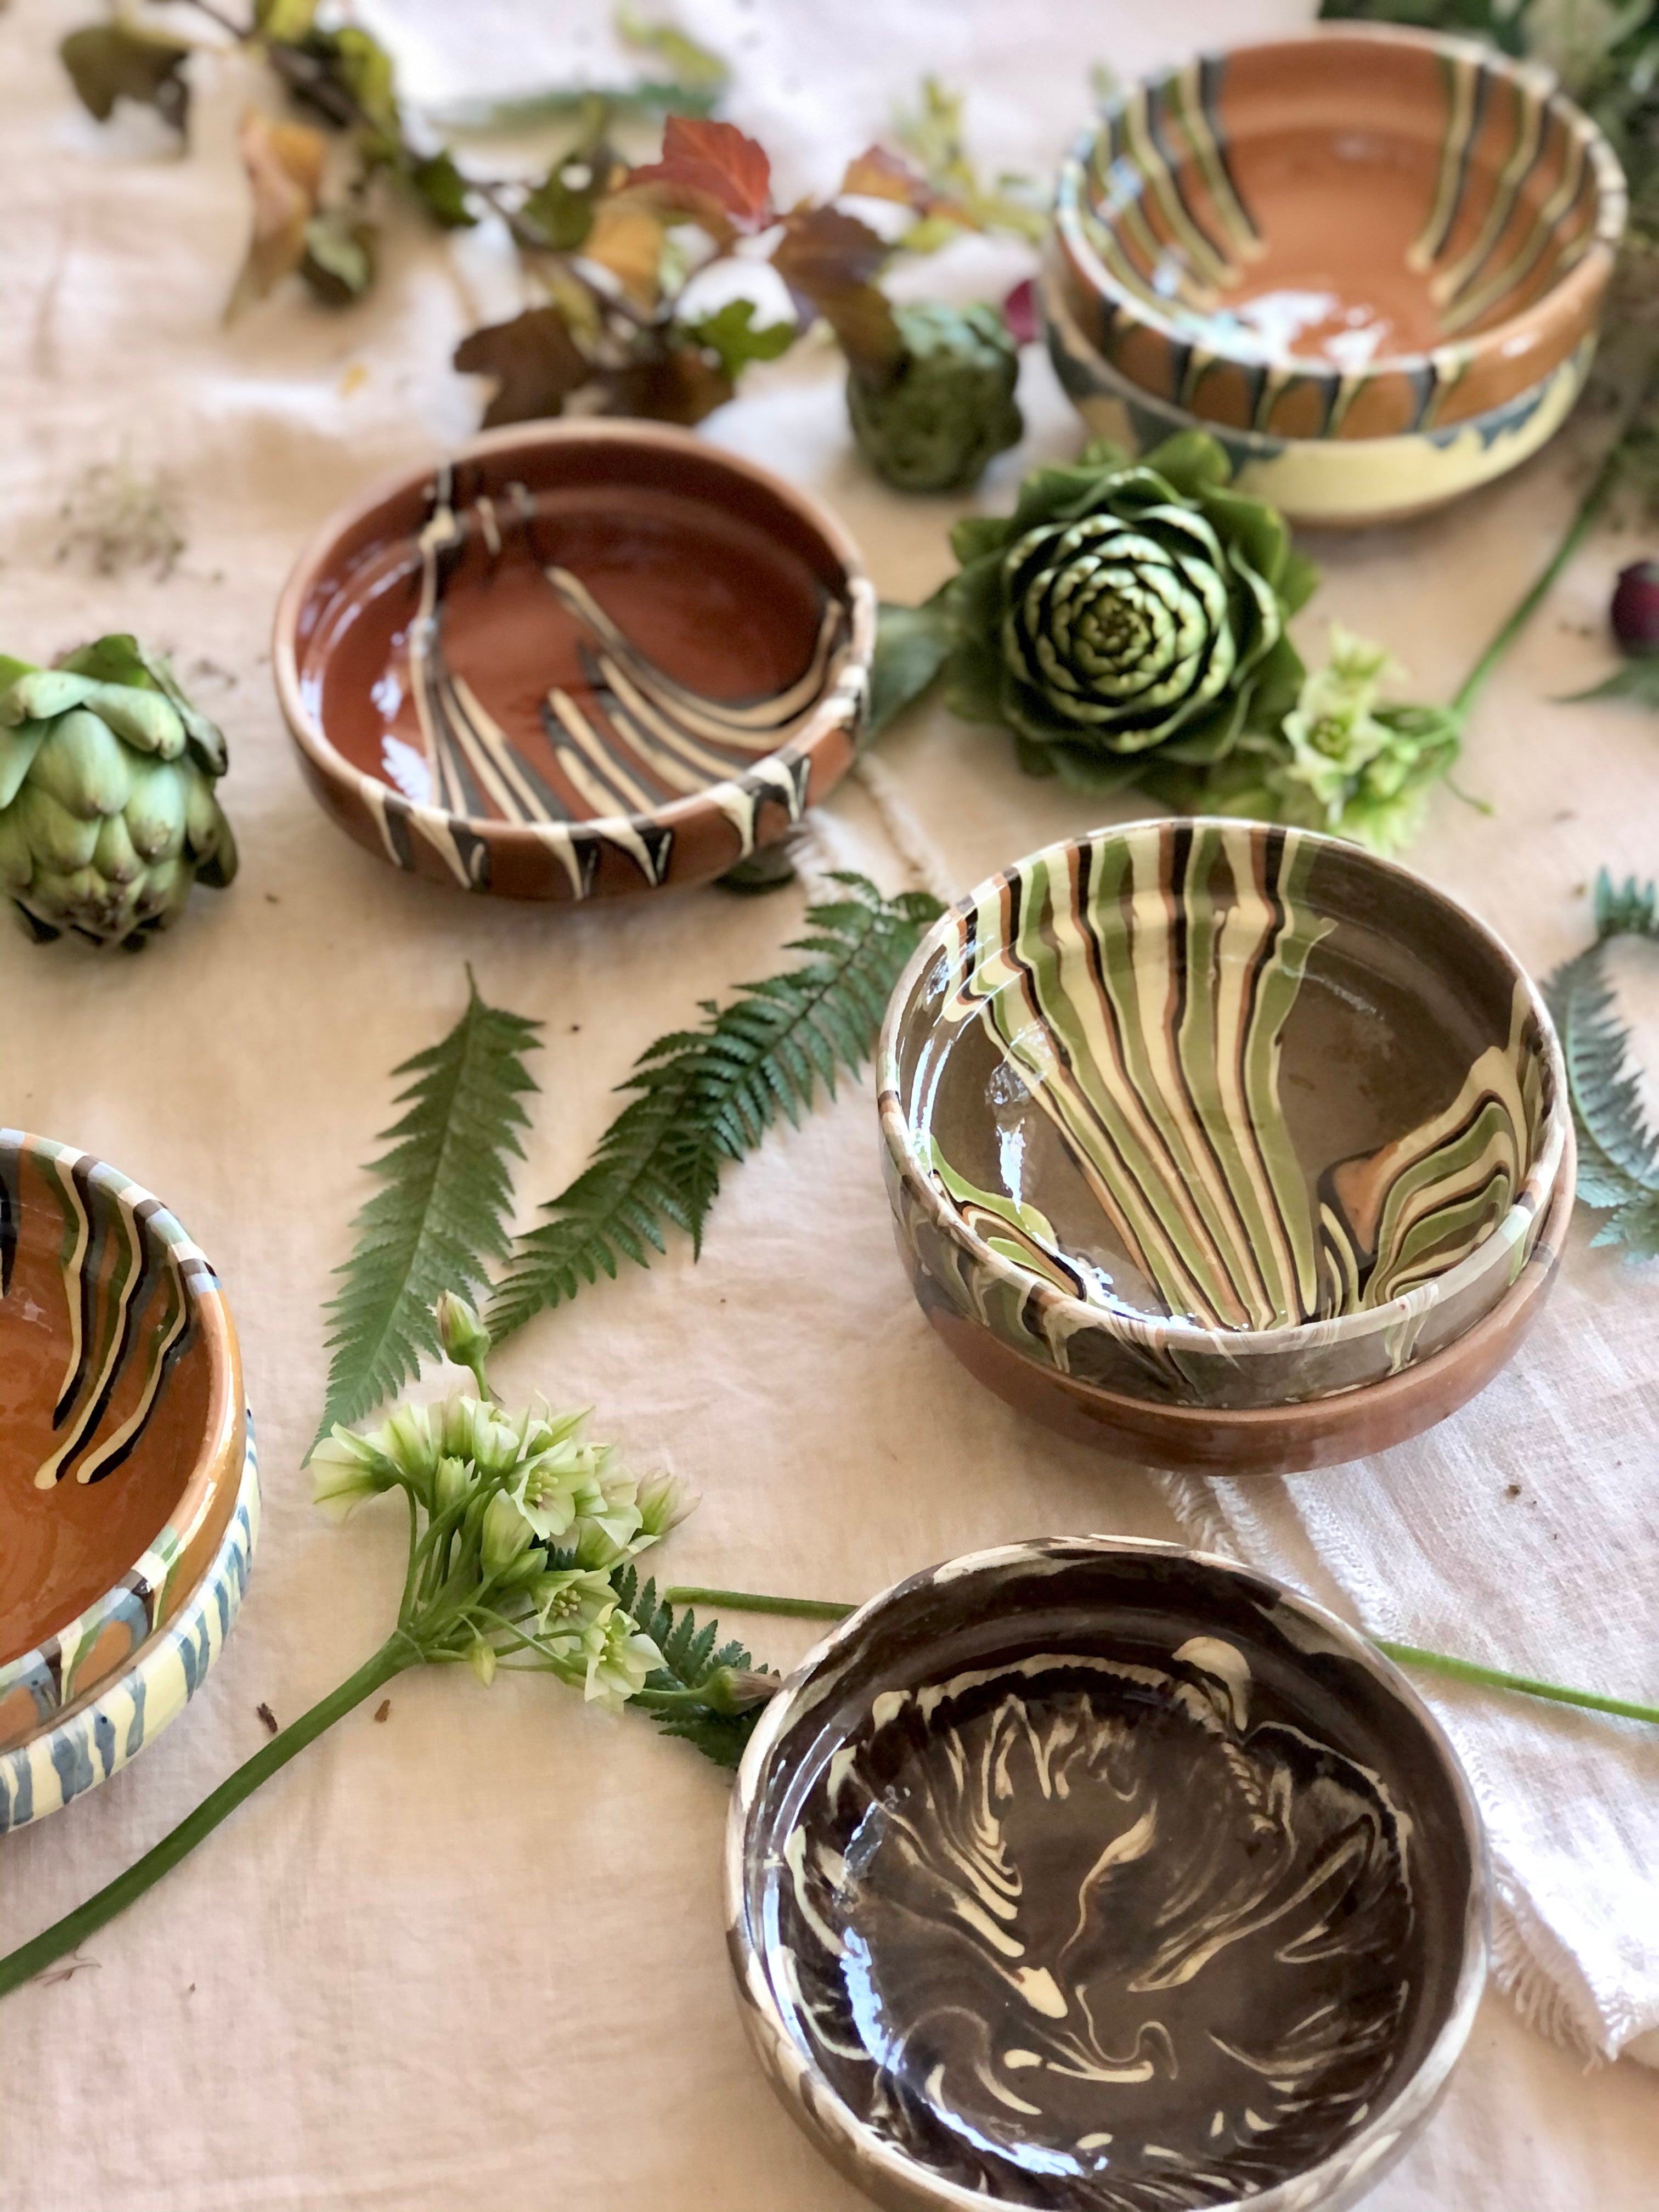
(730, 1541, 1488, 2212)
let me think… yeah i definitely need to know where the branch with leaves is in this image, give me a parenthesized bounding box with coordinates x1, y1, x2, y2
(0, 1304, 777, 2002)
(1545, 870, 1659, 1261)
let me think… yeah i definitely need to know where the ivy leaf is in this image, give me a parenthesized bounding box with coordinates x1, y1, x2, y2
(623, 115, 774, 242)
(486, 874, 943, 1342)
(225, 108, 327, 324)
(614, 9, 730, 100)
(771, 205, 899, 375)
(313, 975, 541, 1451)
(454, 306, 592, 427)
(405, 151, 477, 230)
(1544, 870, 1659, 1263)
(676, 296, 795, 380)
(60, 23, 192, 131)
(868, 596, 953, 740)
(1562, 656, 1659, 707)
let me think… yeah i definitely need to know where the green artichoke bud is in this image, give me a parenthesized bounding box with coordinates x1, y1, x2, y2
(0, 635, 236, 947)
(847, 302, 1022, 495)
(939, 430, 1318, 793)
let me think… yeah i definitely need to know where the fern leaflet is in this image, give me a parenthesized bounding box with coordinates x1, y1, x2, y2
(612, 1566, 768, 1769)
(485, 872, 943, 1341)
(1544, 870, 1659, 1260)
(313, 973, 541, 1449)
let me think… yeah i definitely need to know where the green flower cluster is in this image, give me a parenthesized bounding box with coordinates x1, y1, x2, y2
(312, 1370, 691, 1706)
(847, 302, 1023, 494)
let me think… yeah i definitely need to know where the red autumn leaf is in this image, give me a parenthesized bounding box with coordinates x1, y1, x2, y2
(623, 115, 773, 242)
(454, 306, 591, 428)
(839, 143, 930, 207)
(771, 205, 899, 377)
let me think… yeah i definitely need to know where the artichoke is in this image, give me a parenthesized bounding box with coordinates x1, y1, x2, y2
(939, 430, 1317, 792)
(0, 634, 236, 949)
(848, 301, 1023, 494)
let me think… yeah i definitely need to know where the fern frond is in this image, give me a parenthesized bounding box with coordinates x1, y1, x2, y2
(486, 873, 943, 1342)
(612, 1568, 764, 1769)
(313, 974, 541, 1448)
(1545, 877, 1659, 1263)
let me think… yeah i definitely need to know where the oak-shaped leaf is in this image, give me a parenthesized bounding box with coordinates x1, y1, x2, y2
(60, 22, 192, 132)
(623, 115, 772, 243)
(454, 306, 591, 427)
(771, 205, 899, 375)
(225, 108, 327, 324)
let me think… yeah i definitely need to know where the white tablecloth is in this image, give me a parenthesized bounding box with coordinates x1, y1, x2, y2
(0, 0, 1655, 2203)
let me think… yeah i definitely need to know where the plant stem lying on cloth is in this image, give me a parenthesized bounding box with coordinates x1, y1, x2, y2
(0, 1302, 770, 2000)
(664, 1588, 1659, 1727)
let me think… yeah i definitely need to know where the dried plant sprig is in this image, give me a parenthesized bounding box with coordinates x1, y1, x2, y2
(663, 1587, 1659, 1728)
(0, 1301, 772, 2001)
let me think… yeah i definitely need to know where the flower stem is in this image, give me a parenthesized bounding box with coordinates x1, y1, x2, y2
(0, 1638, 412, 1999)
(1448, 394, 1647, 724)
(671, 1588, 1658, 1727)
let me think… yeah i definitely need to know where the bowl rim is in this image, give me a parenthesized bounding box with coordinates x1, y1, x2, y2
(876, 819, 1570, 1372)
(270, 416, 877, 862)
(727, 1532, 1492, 2212)
(1053, 21, 1628, 391)
(1038, 247, 1599, 462)
(0, 1417, 258, 1830)
(0, 1132, 244, 1700)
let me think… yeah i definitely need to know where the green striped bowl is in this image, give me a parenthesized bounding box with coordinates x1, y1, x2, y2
(878, 821, 1567, 1412)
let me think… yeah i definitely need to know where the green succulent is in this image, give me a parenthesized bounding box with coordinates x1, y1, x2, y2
(935, 430, 1317, 793)
(0, 635, 236, 949)
(847, 301, 1023, 494)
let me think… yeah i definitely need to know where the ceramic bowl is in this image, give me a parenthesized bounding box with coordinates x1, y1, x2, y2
(919, 1135, 1571, 1477)
(878, 822, 1568, 1418)
(729, 1535, 1489, 2212)
(1042, 256, 1595, 526)
(0, 1420, 258, 1832)
(0, 1132, 246, 1756)
(274, 421, 874, 902)
(1053, 26, 1624, 454)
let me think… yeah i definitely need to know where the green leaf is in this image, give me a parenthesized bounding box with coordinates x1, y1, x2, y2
(614, 9, 730, 97)
(300, 209, 376, 304)
(313, 975, 541, 1448)
(867, 597, 952, 740)
(329, 26, 399, 135)
(1562, 656, 1659, 707)
(405, 151, 477, 230)
(485, 874, 942, 1342)
(676, 297, 794, 380)
(60, 23, 191, 130)
(1544, 879, 1659, 1263)
(255, 0, 320, 40)
(612, 1568, 763, 1768)
(1142, 428, 1233, 497)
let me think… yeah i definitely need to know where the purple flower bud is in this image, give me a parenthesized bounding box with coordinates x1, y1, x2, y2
(1611, 560, 1659, 656)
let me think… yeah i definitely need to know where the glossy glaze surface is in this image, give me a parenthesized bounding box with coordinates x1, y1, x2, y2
(1053, 27, 1624, 445)
(878, 823, 1567, 1410)
(0, 1132, 244, 1750)
(730, 1540, 1488, 2212)
(275, 424, 873, 901)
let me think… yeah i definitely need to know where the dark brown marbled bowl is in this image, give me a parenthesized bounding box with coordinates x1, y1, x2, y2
(273, 423, 874, 902)
(729, 1536, 1488, 2212)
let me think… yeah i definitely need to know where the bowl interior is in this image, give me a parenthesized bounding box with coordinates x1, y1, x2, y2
(0, 1138, 215, 1667)
(889, 823, 1555, 1339)
(741, 1543, 1481, 2207)
(292, 433, 860, 833)
(1070, 35, 1606, 379)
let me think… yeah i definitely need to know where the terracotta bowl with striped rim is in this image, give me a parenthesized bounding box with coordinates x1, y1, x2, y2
(1052, 25, 1625, 448)
(727, 1536, 1488, 2212)
(877, 821, 1569, 1421)
(0, 1132, 247, 1758)
(273, 421, 874, 903)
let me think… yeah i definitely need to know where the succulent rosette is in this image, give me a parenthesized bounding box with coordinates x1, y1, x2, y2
(0, 633, 236, 949)
(940, 431, 1317, 793)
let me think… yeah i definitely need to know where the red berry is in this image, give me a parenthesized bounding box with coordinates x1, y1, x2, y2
(1611, 559, 1659, 655)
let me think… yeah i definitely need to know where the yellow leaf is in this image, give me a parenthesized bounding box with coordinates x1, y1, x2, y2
(225, 108, 326, 324)
(578, 201, 664, 309)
